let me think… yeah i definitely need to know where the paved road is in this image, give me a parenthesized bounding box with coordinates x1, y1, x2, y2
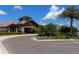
(2, 35, 79, 54)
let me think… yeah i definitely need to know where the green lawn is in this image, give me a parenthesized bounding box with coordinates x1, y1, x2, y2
(0, 32, 22, 36)
(36, 34, 79, 39)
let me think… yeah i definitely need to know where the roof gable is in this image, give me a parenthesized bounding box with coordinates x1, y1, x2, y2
(18, 16, 32, 21)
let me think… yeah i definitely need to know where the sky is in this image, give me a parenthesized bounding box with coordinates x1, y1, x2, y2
(0, 5, 79, 28)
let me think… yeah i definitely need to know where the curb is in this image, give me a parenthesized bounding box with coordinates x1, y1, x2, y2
(33, 37, 79, 41)
(0, 42, 8, 54)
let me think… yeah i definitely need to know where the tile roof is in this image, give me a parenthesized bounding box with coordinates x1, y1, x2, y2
(0, 22, 16, 27)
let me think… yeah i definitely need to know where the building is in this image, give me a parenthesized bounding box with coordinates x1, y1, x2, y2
(0, 22, 17, 32)
(17, 16, 39, 33)
(0, 16, 39, 33)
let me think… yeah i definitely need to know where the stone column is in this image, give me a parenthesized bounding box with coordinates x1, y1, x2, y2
(22, 27, 24, 33)
(16, 27, 18, 32)
(8, 27, 10, 32)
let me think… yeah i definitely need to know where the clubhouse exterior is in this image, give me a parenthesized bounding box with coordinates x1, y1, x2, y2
(0, 16, 39, 33)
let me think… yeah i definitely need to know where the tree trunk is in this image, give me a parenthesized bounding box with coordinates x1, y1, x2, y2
(70, 18, 73, 37)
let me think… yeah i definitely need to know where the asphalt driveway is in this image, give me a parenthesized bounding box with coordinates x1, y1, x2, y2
(2, 34, 79, 54)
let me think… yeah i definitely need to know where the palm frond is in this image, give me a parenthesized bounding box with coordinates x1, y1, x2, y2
(59, 6, 79, 20)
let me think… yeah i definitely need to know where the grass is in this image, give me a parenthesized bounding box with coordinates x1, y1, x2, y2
(36, 36, 67, 40)
(36, 33, 79, 40)
(0, 31, 22, 36)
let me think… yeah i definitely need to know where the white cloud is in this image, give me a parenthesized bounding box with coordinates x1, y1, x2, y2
(0, 10, 7, 15)
(43, 5, 65, 20)
(73, 22, 76, 26)
(59, 24, 64, 26)
(39, 21, 46, 25)
(14, 5, 23, 10)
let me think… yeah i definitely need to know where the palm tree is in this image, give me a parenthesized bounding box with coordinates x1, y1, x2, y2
(59, 6, 79, 37)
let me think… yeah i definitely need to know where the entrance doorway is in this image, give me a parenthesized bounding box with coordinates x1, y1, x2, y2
(24, 27, 34, 33)
(9, 24, 16, 32)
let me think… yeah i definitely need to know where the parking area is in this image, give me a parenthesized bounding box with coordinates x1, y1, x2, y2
(2, 35, 79, 54)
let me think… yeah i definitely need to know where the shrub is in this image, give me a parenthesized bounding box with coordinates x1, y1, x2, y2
(37, 23, 57, 36)
(38, 25, 46, 36)
(59, 26, 78, 37)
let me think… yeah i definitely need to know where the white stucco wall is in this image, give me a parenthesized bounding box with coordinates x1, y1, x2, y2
(0, 27, 9, 32)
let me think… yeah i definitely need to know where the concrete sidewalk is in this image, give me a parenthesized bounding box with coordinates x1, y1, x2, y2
(0, 34, 37, 54)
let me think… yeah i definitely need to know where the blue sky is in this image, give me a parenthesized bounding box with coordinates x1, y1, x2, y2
(0, 5, 79, 28)
(0, 5, 50, 23)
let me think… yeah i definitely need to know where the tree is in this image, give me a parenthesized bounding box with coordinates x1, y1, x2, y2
(38, 25, 46, 36)
(59, 6, 79, 37)
(38, 23, 57, 36)
(59, 26, 78, 36)
(45, 23, 57, 36)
